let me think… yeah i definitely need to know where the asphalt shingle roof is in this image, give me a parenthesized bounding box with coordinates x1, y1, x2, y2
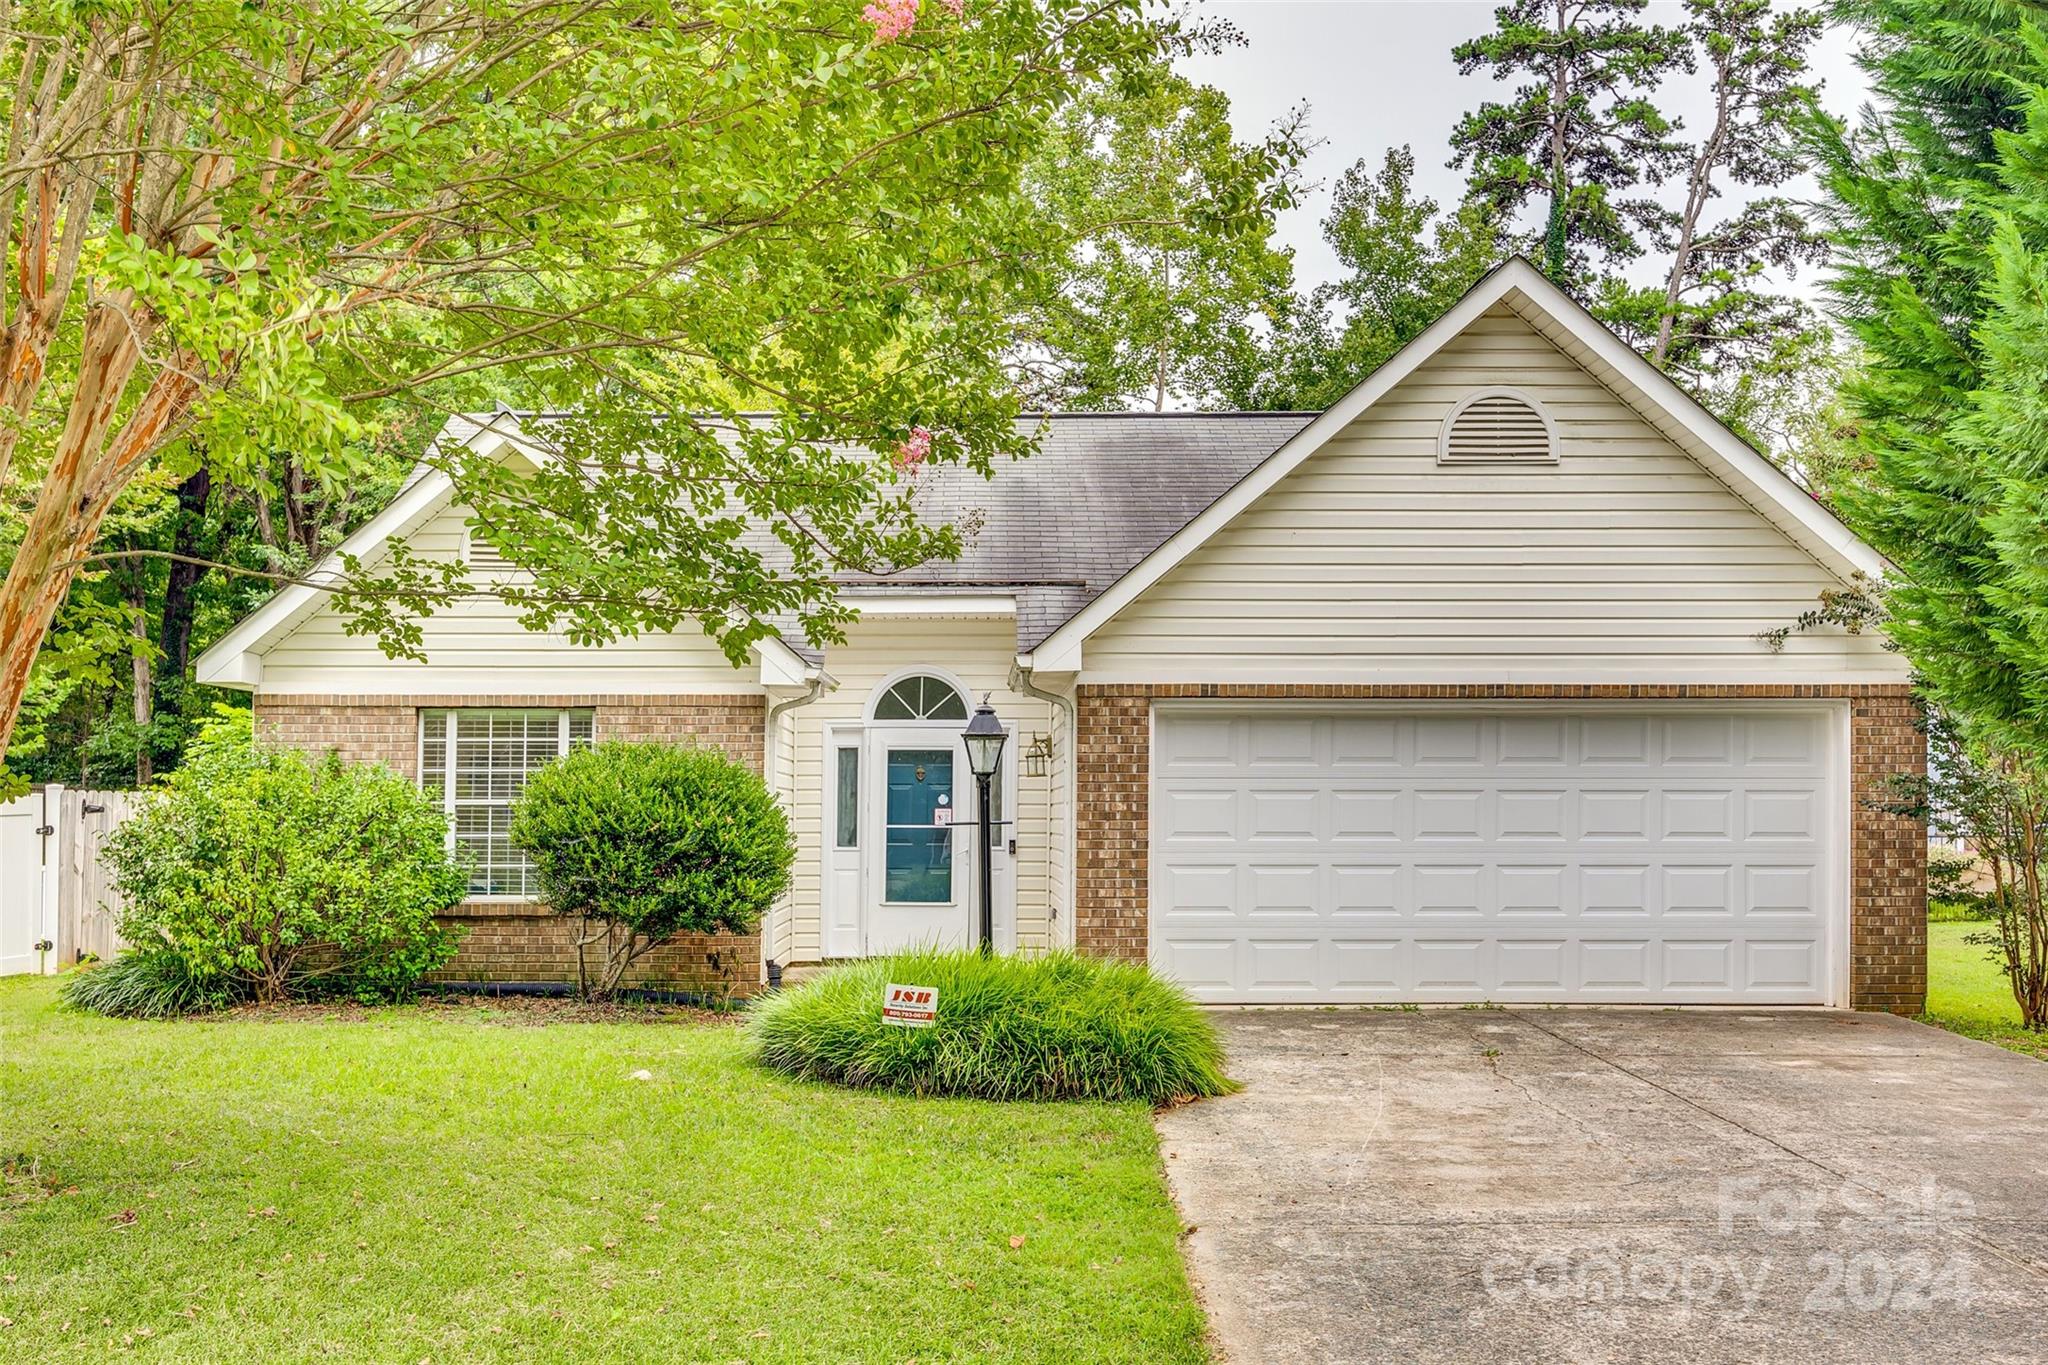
(842, 413, 1314, 648)
(441, 410, 1316, 656)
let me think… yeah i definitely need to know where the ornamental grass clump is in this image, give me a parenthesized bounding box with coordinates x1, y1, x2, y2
(747, 948, 1235, 1104)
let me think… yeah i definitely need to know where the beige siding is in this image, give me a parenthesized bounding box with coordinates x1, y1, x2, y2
(1084, 305, 1908, 685)
(259, 501, 761, 695)
(780, 617, 1062, 963)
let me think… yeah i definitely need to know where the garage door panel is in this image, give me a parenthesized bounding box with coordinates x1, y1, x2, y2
(1744, 789, 1819, 840)
(1497, 864, 1569, 915)
(1663, 864, 1735, 915)
(1663, 789, 1735, 839)
(1747, 939, 1821, 990)
(1497, 716, 1570, 765)
(1329, 939, 1403, 990)
(1331, 864, 1403, 915)
(1158, 788, 1238, 841)
(1246, 864, 1319, 916)
(1497, 939, 1568, 990)
(1329, 717, 1400, 765)
(1248, 789, 1320, 841)
(1246, 938, 1322, 992)
(1415, 790, 1485, 840)
(1413, 938, 1487, 989)
(1151, 708, 1839, 1004)
(1332, 790, 1402, 840)
(1665, 939, 1735, 989)
(1497, 790, 1569, 839)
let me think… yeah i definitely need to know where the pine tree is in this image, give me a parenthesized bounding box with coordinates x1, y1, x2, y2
(1216, 148, 1501, 410)
(1449, 0, 1691, 285)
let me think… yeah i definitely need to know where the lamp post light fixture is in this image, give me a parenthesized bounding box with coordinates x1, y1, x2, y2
(961, 698, 1008, 953)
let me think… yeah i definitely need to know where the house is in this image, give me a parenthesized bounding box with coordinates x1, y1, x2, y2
(194, 259, 1926, 1011)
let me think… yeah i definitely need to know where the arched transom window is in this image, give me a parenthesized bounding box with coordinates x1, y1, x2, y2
(873, 674, 968, 721)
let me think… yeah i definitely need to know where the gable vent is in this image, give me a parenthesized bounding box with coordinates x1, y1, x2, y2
(1439, 390, 1557, 465)
(464, 531, 518, 573)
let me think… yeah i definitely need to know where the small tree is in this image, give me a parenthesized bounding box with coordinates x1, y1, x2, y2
(511, 741, 794, 1001)
(1878, 708, 2048, 1030)
(101, 709, 466, 1004)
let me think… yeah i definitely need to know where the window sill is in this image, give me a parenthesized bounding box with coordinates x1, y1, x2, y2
(442, 898, 551, 919)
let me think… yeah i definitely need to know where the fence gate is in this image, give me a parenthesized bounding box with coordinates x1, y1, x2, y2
(0, 786, 136, 975)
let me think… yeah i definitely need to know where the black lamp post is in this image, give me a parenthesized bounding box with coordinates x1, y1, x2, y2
(962, 699, 1008, 953)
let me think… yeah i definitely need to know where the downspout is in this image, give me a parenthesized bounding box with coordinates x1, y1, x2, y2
(764, 668, 830, 981)
(1011, 661, 1077, 949)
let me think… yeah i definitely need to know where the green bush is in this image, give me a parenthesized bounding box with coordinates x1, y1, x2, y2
(60, 949, 233, 1019)
(510, 740, 794, 1000)
(98, 710, 466, 1008)
(747, 949, 1236, 1104)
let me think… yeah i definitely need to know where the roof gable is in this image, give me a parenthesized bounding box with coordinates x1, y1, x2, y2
(1025, 257, 1886, 671)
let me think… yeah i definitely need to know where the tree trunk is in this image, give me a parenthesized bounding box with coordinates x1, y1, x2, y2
(126, 557, 152, 785)
(1653, 51, 1733, 367)
(0, 304, 186, 759)
(159, 465, 214, 684)
(1545, 7, 1571, 280)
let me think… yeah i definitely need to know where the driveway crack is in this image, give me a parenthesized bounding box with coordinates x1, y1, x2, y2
(1502, 1010, 2048, 1284)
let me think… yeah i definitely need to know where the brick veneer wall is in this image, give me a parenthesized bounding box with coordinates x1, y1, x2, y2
(1075, 684, 1927, 1014)
(254, 694, 767, 994)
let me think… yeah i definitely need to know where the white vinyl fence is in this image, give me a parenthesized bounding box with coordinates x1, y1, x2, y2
(0, 786, 139, 975)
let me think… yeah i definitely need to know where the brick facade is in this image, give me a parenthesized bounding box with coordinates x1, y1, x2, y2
(254, 694, 767, 995)
(1075, 684, 1928, 1014)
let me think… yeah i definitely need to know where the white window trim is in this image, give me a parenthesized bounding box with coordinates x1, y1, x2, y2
(1437, 387, 1558, 465)
(420, 707, 591, 902)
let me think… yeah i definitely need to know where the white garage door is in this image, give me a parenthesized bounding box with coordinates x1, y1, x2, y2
(1151, 707, 1842, 1004)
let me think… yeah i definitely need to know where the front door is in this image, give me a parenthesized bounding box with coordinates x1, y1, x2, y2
(864, 729, 970, 953)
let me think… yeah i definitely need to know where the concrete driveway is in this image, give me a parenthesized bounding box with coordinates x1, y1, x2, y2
(1156, 1009, 2048, 1364)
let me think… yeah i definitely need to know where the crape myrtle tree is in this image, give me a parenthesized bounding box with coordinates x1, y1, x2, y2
(0, 0, 1213, 781)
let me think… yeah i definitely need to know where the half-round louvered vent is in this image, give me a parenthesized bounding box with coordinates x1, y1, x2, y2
(1438, 390, 1557, 465)
(464, 531, 517, 572)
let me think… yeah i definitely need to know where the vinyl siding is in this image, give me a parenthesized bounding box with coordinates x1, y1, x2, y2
(259, 501, 761, 695)
(780, 617, 1063, 963)
(1082, 305, 1909, 685)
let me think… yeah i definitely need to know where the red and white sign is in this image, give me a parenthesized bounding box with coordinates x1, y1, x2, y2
(882, 982, 938, 1028)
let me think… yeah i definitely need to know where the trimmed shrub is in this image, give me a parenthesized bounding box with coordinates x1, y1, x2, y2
(60, 949, 232, 1019)
(98, 710, 466, 1008)
(747, 949, 1235, 1104)
(510, 740, 794, 1000)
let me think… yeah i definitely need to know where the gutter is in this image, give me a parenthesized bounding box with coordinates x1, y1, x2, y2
(1010, 661, 1077, 947)
(763, 666, 831, 979)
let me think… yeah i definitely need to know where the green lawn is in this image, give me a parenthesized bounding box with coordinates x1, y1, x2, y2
(0, 979, 1206, 1363)
(1923, 919, 2048, 1062)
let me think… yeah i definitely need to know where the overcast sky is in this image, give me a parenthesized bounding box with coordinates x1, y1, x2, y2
(1178, 1, 1871, 295)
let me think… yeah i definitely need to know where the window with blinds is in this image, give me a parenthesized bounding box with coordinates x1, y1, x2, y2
(420, 709, 594, 897)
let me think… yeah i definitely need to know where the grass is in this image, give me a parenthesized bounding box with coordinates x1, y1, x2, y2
(0, 978, 1207, 1363)
(1922, 919, 2048, 1062)
(749, 949, 1235, 1104)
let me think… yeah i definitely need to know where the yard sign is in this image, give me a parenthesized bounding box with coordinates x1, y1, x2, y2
(882, 983, 938, 1028)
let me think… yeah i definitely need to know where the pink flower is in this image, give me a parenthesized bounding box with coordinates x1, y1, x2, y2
(937, 0, 963, 14)
(894, 425, 934, 473)
(863, 0, 918, 43)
